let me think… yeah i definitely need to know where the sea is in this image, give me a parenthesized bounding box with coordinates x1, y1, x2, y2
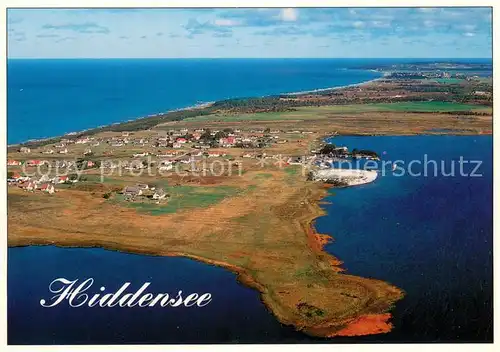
(7, 59, 493, 344)
(7, 58, 382, 144)
(7, 57, 491, 144)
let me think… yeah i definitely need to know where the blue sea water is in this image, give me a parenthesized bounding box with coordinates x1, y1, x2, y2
(7, 58, 384, 144)
(8, 57, 491, 144)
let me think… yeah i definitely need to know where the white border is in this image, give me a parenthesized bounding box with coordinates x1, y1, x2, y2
(0, 1, 497, 351)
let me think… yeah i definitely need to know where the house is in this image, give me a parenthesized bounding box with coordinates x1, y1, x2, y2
(7, 160, 21, 166)
(26, 160, 44, 167)
(288, 156, 303, 165)
(84, 148, 93, 156)
(37, 175, 51, 183)
(136, 184, 149, 190)
(43, 149, 54, 154)
(152, 189, 167, 200)
(17, 181, 29, 189)
(176, 137, 187, 144)
(10, 172, 22, 180)
(159, 151, 177, 157)
(158, 164, 173, 171)
(208, 152, 220, 157)
(75, 138, 90, 144)
(59, 148, 68, 154)
(25, 181, 37, 191)
(56, 175, 69, 184)
(87, 161, 95, 168)
(40, 183, 55, 194)
(219, 136, 236, 147)
(8, 172, 23, 183)
(122, 186, 142, 197)
(19, 147, 31, 153)
(172, 143, 182, 149)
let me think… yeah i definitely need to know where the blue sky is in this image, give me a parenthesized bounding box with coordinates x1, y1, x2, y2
(7, 7, 492, 58)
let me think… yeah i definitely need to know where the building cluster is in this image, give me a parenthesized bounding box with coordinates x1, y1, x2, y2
(13, 127, 305, 159)
(7, 173, 76, 195)
(121, 184, 167, 202)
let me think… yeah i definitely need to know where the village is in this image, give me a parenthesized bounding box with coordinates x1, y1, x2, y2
(6, 126, 332, 203)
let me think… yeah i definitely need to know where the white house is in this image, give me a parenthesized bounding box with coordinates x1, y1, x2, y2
(152, 189, 167, 200)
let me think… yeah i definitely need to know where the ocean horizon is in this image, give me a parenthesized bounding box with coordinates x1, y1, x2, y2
(7, 57, 492, 144)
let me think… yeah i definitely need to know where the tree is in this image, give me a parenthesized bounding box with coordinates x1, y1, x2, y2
(214, 131, 228, 139)
(200, 129, 212, 141)
(319, 144, 338, 155)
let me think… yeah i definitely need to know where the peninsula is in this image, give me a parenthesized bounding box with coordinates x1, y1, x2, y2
(7, 64, 492, 337)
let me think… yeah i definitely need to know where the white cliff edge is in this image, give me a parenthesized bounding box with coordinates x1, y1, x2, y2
(310, 168, 378, 186)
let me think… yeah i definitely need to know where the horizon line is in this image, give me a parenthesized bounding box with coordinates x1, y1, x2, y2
(6, 57, 493, 60)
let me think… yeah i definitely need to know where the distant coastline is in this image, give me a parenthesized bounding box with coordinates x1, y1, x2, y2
(8, 68, 380, 147)
(282, 70, 386, 96)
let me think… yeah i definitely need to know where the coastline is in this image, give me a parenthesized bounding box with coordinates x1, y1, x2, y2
(282, 71, 386, 96)
(7, 162, 404, 338)
(8, 69, 382, 147)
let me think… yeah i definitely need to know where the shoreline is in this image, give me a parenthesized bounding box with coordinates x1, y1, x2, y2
(282, 71, 386, 96)
(8, 69, 383, 147)
(7, 100, 217, 147)
(7, 168, 404, 338)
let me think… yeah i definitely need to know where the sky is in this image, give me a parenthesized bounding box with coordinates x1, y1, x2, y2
(7, 7, 493, 58)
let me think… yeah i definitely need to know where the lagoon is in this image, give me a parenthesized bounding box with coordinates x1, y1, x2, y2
(318, 135, 493, 342)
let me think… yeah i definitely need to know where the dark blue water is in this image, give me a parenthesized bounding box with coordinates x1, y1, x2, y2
(317, 135, 493, 342)
(8, 136, 493, 344)
(7, 58, 384, 144)
(8, 246, 311, 344)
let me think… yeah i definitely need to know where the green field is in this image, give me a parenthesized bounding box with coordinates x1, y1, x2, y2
(294, 101, 489, 113)
(432, 78, 465, 84)
(181, 101, 490, 123)
(114, 185, 241, 215)
(183, 111, 302, 122)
